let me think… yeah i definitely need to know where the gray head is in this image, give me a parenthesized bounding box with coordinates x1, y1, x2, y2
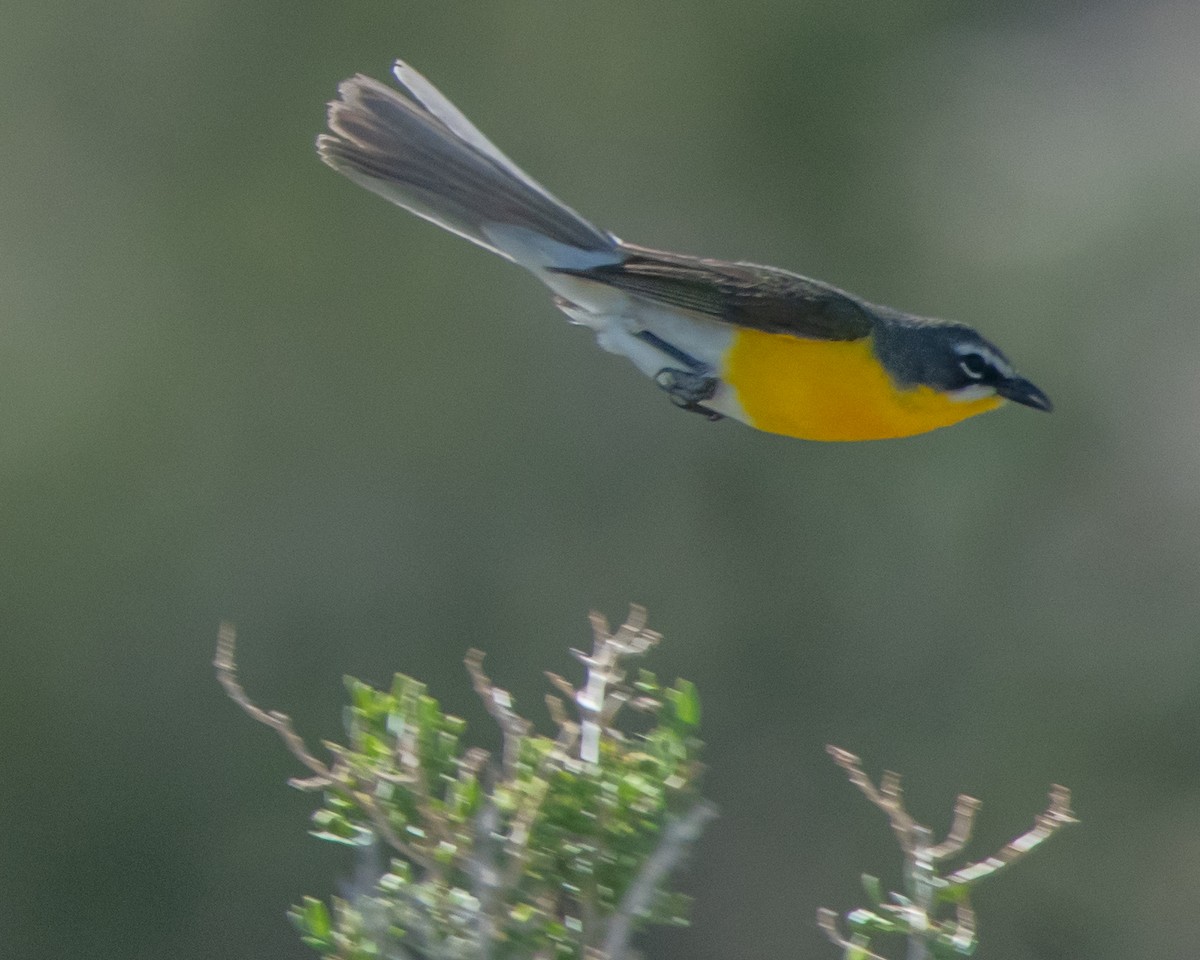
(872, 314, 1052, 411)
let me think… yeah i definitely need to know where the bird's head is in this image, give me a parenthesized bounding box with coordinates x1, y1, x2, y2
(874, 317, 1052, 413)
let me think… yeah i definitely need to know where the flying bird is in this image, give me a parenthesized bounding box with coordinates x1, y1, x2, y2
(318, 61, 1051, 441)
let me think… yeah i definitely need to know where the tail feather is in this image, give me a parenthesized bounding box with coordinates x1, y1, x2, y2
(317, 62, 618, 267)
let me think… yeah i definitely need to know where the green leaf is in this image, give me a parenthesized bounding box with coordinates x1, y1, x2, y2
(938, 882, 972, 904)
(846, 934, 874, 960)
(509, 902, 538, 924)
(668, 680, 701, 728)
(290, 896, 335, 953)
(634, 669, 661, 695)
(418, 694, 441, 731)
(304, 897, 332, 939)
(846, 908, 898, 934)
(861, 873, 884, 905)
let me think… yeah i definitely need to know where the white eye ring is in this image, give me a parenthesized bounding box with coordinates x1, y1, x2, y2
(953, 345, 1013, 380)
(958, 355, 988, 379)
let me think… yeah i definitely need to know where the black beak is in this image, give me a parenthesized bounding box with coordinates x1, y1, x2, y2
(996, 376, 1053, 412)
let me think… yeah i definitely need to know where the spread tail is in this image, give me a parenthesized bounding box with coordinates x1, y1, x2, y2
(317, 62, 620, 270)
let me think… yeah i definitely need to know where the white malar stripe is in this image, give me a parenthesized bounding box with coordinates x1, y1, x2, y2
(947, 383, 998, 403)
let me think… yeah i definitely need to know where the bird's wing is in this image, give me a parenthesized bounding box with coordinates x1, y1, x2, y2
(551, 243, 875, 341)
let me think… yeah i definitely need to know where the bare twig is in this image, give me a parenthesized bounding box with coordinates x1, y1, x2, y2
(947, 899, 976, 954)
(948, 785, 1077, 885)
(827, 746, 917, 855)
(214, 623, 334, 788)
(574, 605, 660, 764)
(215, 623, 432, 867)
(824, 746, 1077, 960)
(468, 796, 501, 960)
(467, 649, 531, 777)
(602, 799, 718, 960)
(544, 671, 577, 701)
(927, 794, 982, 861)
(817, 908, 891, 960)
(544, 695, 580, 755)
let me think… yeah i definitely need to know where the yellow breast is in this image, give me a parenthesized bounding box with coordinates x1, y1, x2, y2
(721, 328, 1002, 441)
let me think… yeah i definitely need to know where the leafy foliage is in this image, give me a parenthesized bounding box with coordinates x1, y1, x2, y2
(217, 616, 1076, 960)
(216, 611, 713, 960)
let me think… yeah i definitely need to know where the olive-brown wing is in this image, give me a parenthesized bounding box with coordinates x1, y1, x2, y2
(552, 243, 875, 341)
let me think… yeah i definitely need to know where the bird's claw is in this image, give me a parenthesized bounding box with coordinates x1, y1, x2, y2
(654, 368, 723, 421)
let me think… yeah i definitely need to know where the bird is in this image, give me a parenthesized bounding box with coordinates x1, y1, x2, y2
(317, 61, 1051, 441)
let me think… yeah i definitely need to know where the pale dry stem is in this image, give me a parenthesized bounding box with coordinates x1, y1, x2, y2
(823, 745, 1076, 960)
(214, 622, 334, 788)
(214, 623, 431, 867)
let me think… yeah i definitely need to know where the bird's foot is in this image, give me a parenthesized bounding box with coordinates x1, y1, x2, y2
(654, 368, 723, 421)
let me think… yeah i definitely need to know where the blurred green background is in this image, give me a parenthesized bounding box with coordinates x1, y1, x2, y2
(4, 1, 1199, 957)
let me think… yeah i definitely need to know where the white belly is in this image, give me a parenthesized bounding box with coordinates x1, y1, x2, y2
(538, 271, 748, 422)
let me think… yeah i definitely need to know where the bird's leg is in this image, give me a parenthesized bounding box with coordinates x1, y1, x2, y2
(652, 368, 723, 421)
(632, 331, 723, 421)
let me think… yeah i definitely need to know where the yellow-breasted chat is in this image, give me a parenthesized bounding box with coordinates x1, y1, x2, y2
(318, 62, 1051, 441)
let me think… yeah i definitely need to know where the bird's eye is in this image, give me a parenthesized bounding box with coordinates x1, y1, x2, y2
(958, 352, 990, 380)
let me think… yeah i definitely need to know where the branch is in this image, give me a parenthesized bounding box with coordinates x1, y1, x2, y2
(823, 747, 1077, 960)
(544, 694, 580, 755)
(601, 799, 718, 960)
(817, 909, 891, 960)
(948, 785, 1077, 885)
(215, 623, 432, 868)
(826, 746, 917, 855)
(468, 796, 501, 960)
(214, 623, 334, 788)
(574, 605, 660, 764)
(927, 794, 982, 861)
(466, 648, 530, 776)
